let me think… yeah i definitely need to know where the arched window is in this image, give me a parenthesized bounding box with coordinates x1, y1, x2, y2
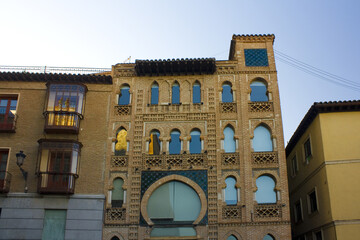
(255, 175, 276, 204)
(225, 177, 237, 205)
(250, 80, 268, 102)
(222, 82, 233, 103)
(263, 234, 275, 240)
(115, 128, 127, 156)
(147, 181, 201, 223)
(111, 178, 124, 207)
(227, 235, 238, 240)
(169, 130, 181, 154)
(151, 82, 159, 105)
(189, 129, 201, 154)
(149, 130, 161, 155)
(193, 81, 201, 104)
(172, 81, 180, 104)
(224, 125, 236, 153)
(111, 237, 120, 240)
(118, 84, 130, 105)
(253, 125, 273, 152)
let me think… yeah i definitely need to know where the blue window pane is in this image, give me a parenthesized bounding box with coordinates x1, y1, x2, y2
(224, 126, 236, 153)
(119, 87, 130, 105)
(253, 126, 273, 152)
(225, 177, 237, 205)
(151, 84, 159, 105)
(255, 176, 276, 204)
(244, 49, 269, 67)
(227, 235, 238, 240)
(193, 83, 201, 104)
(222, 84, 233, 103)
(172, 83, 180, 104)
(190, 130, 201, 154)
(169, 131, 181, 154)
(263, 235, 275, 240)
(250, 81, 268, 102)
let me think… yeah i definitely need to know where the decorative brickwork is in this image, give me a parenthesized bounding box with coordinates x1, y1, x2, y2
(111, 156, 128, 169)
(220, 102, 237, 113)
(115, 105, 132, 115)
(221, 152, 240, 167)
(222, 205, 242, 220)
(252, 152, 278, 164)
(254, 204, 282, 218)
(249, 102, 273, 112)
(105, 208, 126, 224)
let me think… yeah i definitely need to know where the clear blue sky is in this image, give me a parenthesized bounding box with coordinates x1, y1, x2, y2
(1, 0, 359, 143)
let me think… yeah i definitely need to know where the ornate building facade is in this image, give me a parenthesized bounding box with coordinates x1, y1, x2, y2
(103, 34, 291, 240)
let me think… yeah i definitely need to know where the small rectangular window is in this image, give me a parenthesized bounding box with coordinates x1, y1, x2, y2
(308, 189, 318, 214)
(314, 230, 322, 240)
(0, 96, 18, 132)
(291, 155, 298, 176)
(0, 149, 10, 193)
(304, 138, 312, 164)
(294, 200, 303, 223)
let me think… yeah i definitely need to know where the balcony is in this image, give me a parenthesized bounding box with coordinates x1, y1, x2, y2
(110, 155, 128, 170)
(222, 205, 242, 221)
(220, 102, 237, 113)
(44, 111, 81, 133)
(248, 102, 273, 112)
(143, 153, 207, 170)
(0, 171, 12, 193)
(105, 207, 126, 224)
(37, 172, 76, 194)
(254, 204, 282, 220)
(114, 105, 132, 116)
(221, 152, 240, 168)
(0, 116, 16, 133)
(251, 152, 278, 167)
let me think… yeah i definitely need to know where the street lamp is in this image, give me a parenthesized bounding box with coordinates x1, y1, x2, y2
(16, 150, 28, 193)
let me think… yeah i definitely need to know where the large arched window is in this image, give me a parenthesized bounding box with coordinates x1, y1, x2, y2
(169, 130, 181, 154)
(147, 181, 201, 221)
(111, 237, 120, 240)
(193, 81, 201, 104)
(115, 128, 127, 156)
(255, 175, 276, 204)
(172, 81, 180, 104)
(250, 79, 268, 102)
(253, 125, 273, 152)
(189, 129, 201, 154)
(149, 130, 161, 155)
(151, 82, 159, 105)
(263, 234, 275, 240)
(225, 177, 237, 205)
(227, 235, 238, 240)
(118, 84, 130, 105)
(224, 125, 236, 153)
(222, 82, 233, 103)
(111, 178, 124, 207)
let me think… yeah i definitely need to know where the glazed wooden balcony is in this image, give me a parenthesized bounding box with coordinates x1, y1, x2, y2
(37, 172, 76, 194)
(0, 171, 12, 193)
(0, 116, 17, 133)
(43, 111, 82, 134)
(143, 153, 207, 170)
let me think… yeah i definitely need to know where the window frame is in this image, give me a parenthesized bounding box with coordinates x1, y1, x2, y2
(307, 188, 319, 214)
(303, 137, 312, 164)
(294, 198, 303, 223)
(291, 154, 299, 177)
(313, 230, 323, 240)
(0, 95, 18, 132)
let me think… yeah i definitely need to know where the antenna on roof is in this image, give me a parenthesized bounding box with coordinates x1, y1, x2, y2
(124, 56, 131, 63)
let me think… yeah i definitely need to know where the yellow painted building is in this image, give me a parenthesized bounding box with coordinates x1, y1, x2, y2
(286, 101, 360, 240)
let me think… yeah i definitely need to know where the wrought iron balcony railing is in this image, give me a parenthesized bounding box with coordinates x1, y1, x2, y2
(0, 171, 12, 193)
(44, 111, 82, 133)
(0, 115, 17, 132)
(37, 172, 76, 194)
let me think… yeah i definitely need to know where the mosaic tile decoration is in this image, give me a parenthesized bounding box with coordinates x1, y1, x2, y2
(244, 49, 269, 67)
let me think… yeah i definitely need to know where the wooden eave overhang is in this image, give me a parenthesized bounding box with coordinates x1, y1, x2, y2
(135, 58, 216, 76)
(0, 72, 112, 84)
(285, 100, 360, 157)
